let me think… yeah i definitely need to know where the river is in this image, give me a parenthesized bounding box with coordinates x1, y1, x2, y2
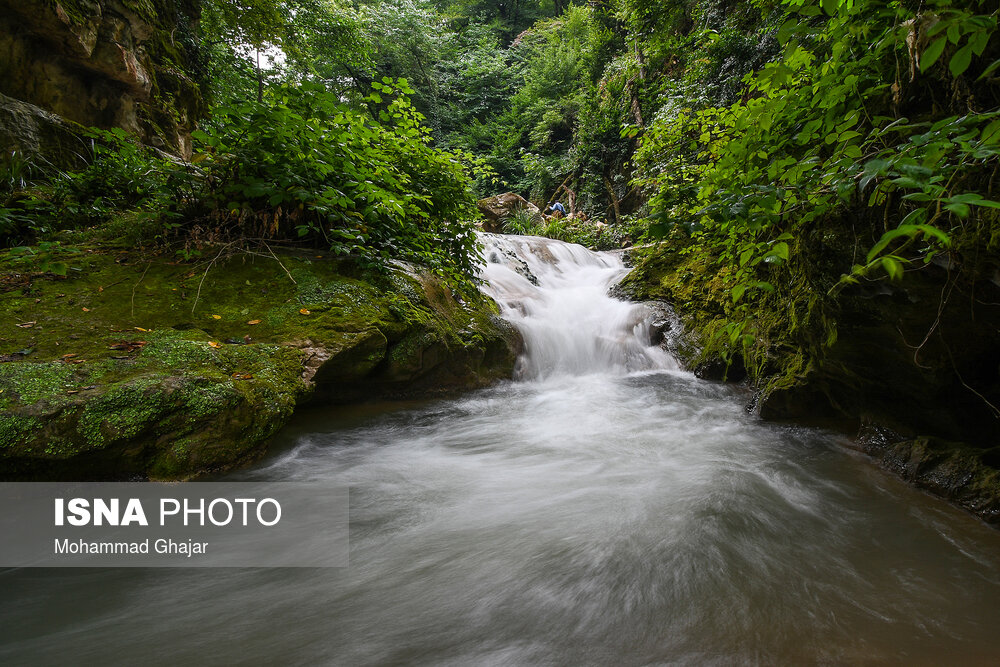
(2, 235, 1000, 664)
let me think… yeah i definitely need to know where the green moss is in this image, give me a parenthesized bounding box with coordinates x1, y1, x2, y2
(0, 243, 516, 479)
(0, 415, 42, 451)
(79, 376, 168, 448)
(0, 362, 75, 406)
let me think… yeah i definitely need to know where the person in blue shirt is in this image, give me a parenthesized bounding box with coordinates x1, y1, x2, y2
(547, 201, 567, 215)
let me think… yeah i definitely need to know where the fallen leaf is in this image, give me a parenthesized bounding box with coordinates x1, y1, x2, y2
(135, 327, 148, 332)
(98, 286, 104, 292)
(211, 314, 222, 320)
(15, 322, 35, 328)
(247, 319, 262, 325)
(69, 359, 85, 364)
(299, 308, 310, 315)
(35, 298, 40, 303)
(208, 341, 221, 349)
(66, 390, 79, 395)
(61, 353, 78, 359)
(82, 307, 90, 312)
(232, 373, 254, 380)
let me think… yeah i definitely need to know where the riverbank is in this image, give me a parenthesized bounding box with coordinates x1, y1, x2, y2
(0, 245, 520, 480)
(618, 232, 1000, 525)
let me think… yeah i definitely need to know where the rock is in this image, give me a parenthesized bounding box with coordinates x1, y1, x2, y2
(476, 192, 542, 232)
(855, 424, 1000, 524)
(0, 93, 87, 169)
(0, 248, 521, 480)
(0, 0, 203, 159)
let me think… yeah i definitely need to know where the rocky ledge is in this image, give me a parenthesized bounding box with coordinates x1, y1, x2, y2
(0, 247, 520, 480)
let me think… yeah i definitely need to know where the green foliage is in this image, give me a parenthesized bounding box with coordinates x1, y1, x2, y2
(5, 80, 490, 283)
(1, 128, 185, 249)
(191, 80, 485, 279)
(502, 209, 627, 250)
(633, 0, 1000, 364)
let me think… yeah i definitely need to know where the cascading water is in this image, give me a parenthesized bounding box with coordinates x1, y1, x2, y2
(478, 233, 677, 378)
(3, 236, 1000, 665)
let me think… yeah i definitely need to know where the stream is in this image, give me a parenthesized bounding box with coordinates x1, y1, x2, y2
(2, 235, 1000, 664)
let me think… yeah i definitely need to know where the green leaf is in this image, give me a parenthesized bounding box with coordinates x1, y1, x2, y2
(949, 44, 974, 78)
(754, 281, 775, 293)
(777, 19, 799, 45)
(971, 30, 990, 57)
(881, 256, 903, 280)
(920, 38, 947, 73)
(821, 0, 838, 16)
(944, 202, 971, 217)
(979, 60, 1000, 80)
(731, 284, 746, 303)
(948, 192, 984, 204)
(981, 119, 1000, 145)
(947, 23, 961, 45)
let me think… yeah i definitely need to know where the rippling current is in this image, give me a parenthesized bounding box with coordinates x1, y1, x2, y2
(2, 235, 1000, 665)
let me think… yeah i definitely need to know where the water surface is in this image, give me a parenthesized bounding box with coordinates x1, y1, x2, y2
(2, 235, 999, 665)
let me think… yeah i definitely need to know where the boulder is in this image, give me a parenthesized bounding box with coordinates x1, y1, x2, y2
(0, 93, 87, 170)
(476, 192, 541, 232)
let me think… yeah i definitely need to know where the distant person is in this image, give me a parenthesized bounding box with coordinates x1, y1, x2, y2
(547, 201, 566, 215)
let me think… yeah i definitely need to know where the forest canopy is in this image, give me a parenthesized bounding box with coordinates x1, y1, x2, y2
(2, 0, 998, 305)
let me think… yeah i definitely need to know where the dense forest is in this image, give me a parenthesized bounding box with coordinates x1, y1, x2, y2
(2, 0, 1000, 505)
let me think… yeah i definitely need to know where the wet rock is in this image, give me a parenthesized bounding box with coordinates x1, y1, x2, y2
(855, 424, 1000, 524)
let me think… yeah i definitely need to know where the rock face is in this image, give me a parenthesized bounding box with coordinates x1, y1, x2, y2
(0, 0, 202, 159)
(476, 192, 542, 232)
(0, 93, 90, 169)
(0, 249, 520, 480)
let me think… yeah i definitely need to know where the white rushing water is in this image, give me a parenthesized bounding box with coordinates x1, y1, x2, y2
(3, 235, 1000, 665)
(479, 234, 677, 379)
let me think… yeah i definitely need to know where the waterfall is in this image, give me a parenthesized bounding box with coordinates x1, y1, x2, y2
(478, 233, 678, 379)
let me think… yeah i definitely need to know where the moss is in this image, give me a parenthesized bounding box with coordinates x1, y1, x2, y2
(79, 376, 169, 448)
(0, 362, 75, 406)
(0, 243, 517, 480)
(0, 414, 42, 450)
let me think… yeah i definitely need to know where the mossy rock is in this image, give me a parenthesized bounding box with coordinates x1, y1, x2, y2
(856, 429, 1000, 524)
(0, 245, 519, 479)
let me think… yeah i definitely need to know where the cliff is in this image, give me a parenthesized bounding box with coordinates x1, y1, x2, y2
(0, 0, 203, 161)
